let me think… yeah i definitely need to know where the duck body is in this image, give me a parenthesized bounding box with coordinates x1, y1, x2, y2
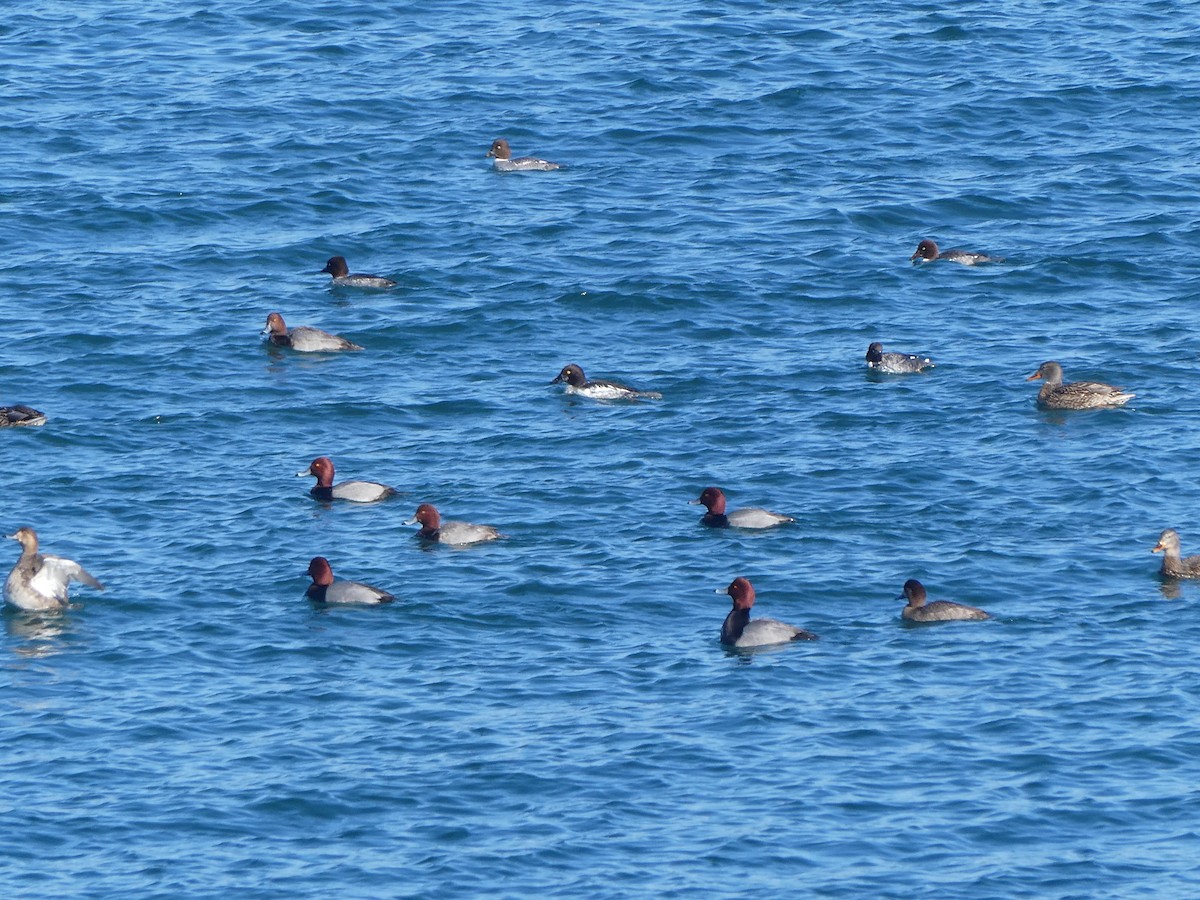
(1026, 361, 1134, 410)
(319, 256, 396, 289)
(1, 404, 47, 427)
(910, 239, 1002, 266)
(262, 312, 363, 352)
(4, 527, 104, 612)
(487, 138, 562, 172)
(719, 577, 816, 647)
(1153, 529, 1200, 579)
(897, 579, 989, 622)
(298, 457, 397, 503)
(865, 342, 933, 374)
(691, 487, 793, 530)
(551, 364, 661, 401)
(405, 503, 502, 546)
(305, 556, 394, 604)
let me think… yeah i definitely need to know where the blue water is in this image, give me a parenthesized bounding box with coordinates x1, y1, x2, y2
(3, 1, 1200, 895)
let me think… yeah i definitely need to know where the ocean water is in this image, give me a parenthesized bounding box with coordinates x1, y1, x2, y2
(3, 0, 1200, 896)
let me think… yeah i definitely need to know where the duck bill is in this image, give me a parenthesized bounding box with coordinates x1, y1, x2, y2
(1152, 544, 1165, 554)
(1025, 371, 1043, 381)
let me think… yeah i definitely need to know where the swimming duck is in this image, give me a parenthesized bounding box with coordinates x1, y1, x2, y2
(297, 457, 398, 503)
(910, 239, 1002, 266)
(4, 527, 104, 612)
(405, 503, 502, 546)
(896, 579, 990, 622)
(1, 401, 47, 427)
(305, 556, 394, 604)
(550, 363, 662, 401)
(318, 256, 397, 289)
(690, 487, 794, 529)
(262, 312, 363, 352)
(1025, 361, 1134, 409)
(865, 342, 934, 374)
(1152, 529, 1200, 579)
(718, 577, 816, 647)
(487, 138, 562, 172)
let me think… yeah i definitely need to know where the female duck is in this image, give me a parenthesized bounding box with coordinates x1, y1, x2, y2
(405, 503, 502, 546)
(896, 579, 990, 622)
(5, 527, 104, 612)
(305, 556, 394, 604)
(718, 577, 816, 648)
(551, 363, 662, 401)
(1, 400, 46, 427)
(487, 138, 562, 172)
(1025, 361, 1134, 409)
(910, 239, 1002, 265)
(865, 342, 934, 374)
(297, 457, 398, 503)
(262, 312, 363, 352)
(1152, 529, 1200, 579)
(690, 487, 794, 529)
(318, 256, 397, 289)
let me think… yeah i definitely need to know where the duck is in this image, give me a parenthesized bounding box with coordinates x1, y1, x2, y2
(318, 256, 397, 290)
(550, 363, 662, 401)
(297, 457, 398, 503)
(718, 577, 816, 647)
(690, 487, 794, 529)
(1152, 529, 1200, 579)
(1025, 361, 1134, 409)
(4, 527, 104, 612)
(896, 579, 990, 622)
(261, 312, 363, 352)
(1, 400, 47, 427)
(305, 556, 394, 604)
(405, 503, 502, 546)
(910, 239, 1002, 266)
(486, 138, 562, 172)
(865, 341, 934, 374)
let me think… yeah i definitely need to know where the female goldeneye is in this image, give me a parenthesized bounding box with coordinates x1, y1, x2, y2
(318, 256, 397, 289)
(1, 400, 46, 427)
(305, 556, 394, 604)
(405, 503, 503, 546)
(910, 239, 1002, 265)
(718, 577, 816, 647)
(262, 312, 363, 352)
(487, 138, 562, 172)
(690, 487, 794, 529)
(4, 527, 104, 612)
(1152, 529, 1200, 579)
(865, 341, 934, 374)
(1025, 361, 1134, 409)
(896, 579, 990, 622)
(297, 457, 398, 503)
(550, 364, 662, 401)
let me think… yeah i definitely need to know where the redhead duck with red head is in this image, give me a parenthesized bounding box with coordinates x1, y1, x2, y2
(305, 556, 394, 605)
(405, 503, 503, 546)
(718, 577, 816, 648)
(690, 487, 793, 530)
(297, 457, 398, 503)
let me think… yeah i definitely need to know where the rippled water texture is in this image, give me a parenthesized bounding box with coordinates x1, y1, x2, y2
(3, 1, 1200, 896)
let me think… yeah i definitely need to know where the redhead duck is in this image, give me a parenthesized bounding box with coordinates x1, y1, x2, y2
(297, 457, 398, 503)
(865, 342, 934, 374)
(1152, 529, 1200, 579)
(262, 312, 363, 352)
(690, 487, 794, 529)
(405, 503, 502, 546)
(4, 527, 104, 612)
(551, 364, 662, 401)
(318, 256, 397, 289)
(896, 579, 989, 622)
(910, 239, 1002, 265)
(1026, 361, 1134, 409)
(487, 138, 562, 172)
(718, 577, 816, 647)
(305, 556, 394, 604)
